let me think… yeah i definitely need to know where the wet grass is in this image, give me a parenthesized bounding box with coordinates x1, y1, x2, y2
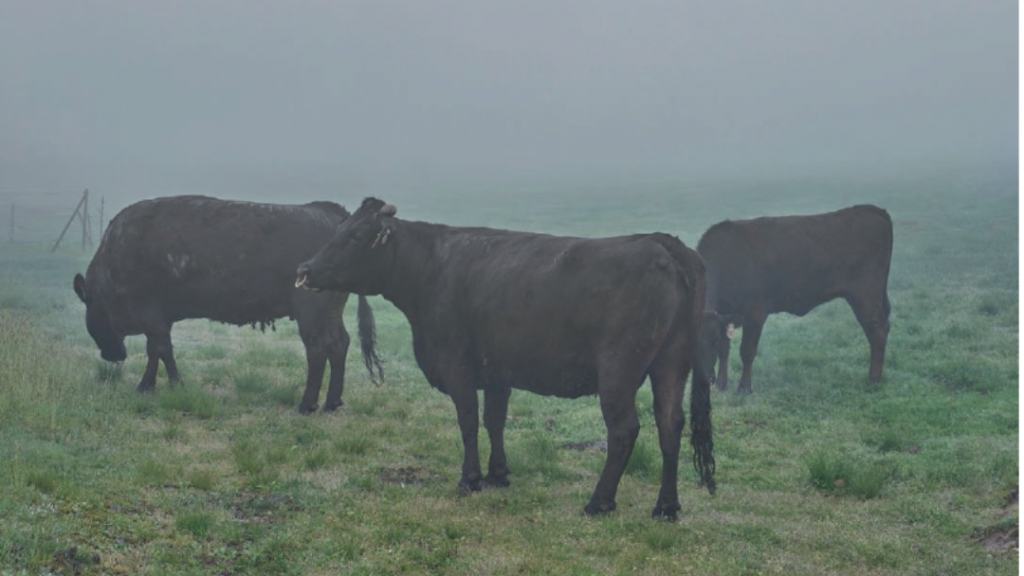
(0, 168, 1017, 575)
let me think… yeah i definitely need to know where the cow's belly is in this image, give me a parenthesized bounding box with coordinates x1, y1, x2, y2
(494, 362, 598, 399)
(163, 283, 294, 325)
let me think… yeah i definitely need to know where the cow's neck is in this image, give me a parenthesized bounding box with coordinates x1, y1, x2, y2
(377, 220, 447, 321)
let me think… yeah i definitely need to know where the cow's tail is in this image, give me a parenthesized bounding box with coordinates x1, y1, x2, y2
(689, 350, 716, 495)
(650, 234, 716, 495)
(357, 295, 384, 385)
(686, 256, 716, 496)
(880, 210, 894, 325)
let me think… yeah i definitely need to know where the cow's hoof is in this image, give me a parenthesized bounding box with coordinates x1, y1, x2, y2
(484, 474, 511, 488)
(136, 383, 156, 393)
(322, 400, 344, 413)
(457, 478, 482, 494)
(651, 502, 680, 521)
(736, 386, 752, 395)
(715, 379, 729, 392)
(297, 402, 319, 415)
(583, 500, 616, 516)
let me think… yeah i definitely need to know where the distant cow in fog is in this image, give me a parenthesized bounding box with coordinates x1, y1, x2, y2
(73, 195, 382, 413)
(697, 205, 893, 392)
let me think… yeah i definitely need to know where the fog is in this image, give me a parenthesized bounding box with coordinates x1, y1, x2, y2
(0, 1, 1017, 200)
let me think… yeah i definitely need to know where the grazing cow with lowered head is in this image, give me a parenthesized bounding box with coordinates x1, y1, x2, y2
(697, 204, 893, 393)
(73, 195, 382, 413)
(296, 198, 715, 519)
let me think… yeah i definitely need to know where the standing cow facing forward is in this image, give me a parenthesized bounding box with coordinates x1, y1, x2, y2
(73, 195, 382, 414)
(296, 198, 715, 519)
(698, 204, 893, 393)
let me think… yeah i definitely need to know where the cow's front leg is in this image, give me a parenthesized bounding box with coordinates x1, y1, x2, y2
(483, 386, 512, 487)
(715, 332, 732, 391)
(139, 332, 176, 391)
(138, 339, 160, 392)
(450, 384, 483, 493)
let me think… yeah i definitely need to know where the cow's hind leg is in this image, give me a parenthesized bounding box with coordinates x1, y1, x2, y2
(483, 386, 512, 487)
(647, 355, 689, 520)
(846, 291, 890, 383)
(585, 367, 644, 516)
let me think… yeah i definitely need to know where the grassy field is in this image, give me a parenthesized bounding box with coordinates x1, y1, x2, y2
(0, 167, 1017, 575)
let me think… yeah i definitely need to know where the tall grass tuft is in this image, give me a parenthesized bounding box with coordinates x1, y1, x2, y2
(25, 470, 57, 495)
(625, 436, 660, 482)
(0, 310, 82, 434)
(158, 386, 221, 419)
(304, 447, 331, 471)
(187, 468, 217, 491)
(864, 428, 906, 453)
(334, 432, 373, 456)
(136, 457, 171, 487)
(93, 360, 123, 384)
(807, 451, 889, 499)
(232, 438, 264, 477)
(176, 511, 215, 539)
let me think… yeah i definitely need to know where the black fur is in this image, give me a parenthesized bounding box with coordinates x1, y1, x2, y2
(298, 197, 714, 517)
(73, 195, 380, 413)
(698, 204, 893, 392)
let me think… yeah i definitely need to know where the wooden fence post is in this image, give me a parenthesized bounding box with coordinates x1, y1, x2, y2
(81, 189, 90, 251)
(52, 190, 89, 253)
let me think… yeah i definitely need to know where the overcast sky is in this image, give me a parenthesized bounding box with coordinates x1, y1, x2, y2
(0, 1, 1017, 195)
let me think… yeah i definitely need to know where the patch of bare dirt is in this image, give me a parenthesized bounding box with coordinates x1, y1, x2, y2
(229, 492, 301, 524)
(563, 440, 607, 452)
(979, 486, 1018, 557)
(49, 547, 100, 575)
(379, 466, 439, 486)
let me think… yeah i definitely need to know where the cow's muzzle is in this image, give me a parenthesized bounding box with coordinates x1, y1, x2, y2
(101, 343, 128, 363)
(295, 263, 317, 291)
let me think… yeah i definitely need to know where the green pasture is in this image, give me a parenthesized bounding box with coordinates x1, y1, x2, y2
(0, 167, 1017, 575)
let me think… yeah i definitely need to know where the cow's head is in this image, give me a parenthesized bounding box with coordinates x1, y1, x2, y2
(73, 273, 127, 362)
(296, 197, 398, 295)
(696, 310, 742, 385)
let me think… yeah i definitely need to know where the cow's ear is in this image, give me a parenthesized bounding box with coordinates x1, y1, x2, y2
(372, 219, 397, 248)
(73, 273, 89, 304)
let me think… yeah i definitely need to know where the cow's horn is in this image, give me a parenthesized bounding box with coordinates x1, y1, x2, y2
(379, 204, 397, 217)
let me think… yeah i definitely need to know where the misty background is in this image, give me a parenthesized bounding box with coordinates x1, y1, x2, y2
(0, 0, 1017, 206)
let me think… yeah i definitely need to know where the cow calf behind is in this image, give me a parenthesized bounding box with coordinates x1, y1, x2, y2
(698, 204, 893, 392)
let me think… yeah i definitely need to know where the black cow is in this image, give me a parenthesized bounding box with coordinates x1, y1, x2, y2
(296, 198, 714, 519)
(697, 204, 893, 393)
(72, 195, 382, 413)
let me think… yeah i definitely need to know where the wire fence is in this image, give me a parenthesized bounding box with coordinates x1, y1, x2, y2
(0, 190, 105, 250)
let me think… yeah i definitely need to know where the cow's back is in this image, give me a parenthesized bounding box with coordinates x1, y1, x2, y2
(90, 196, 346, 325)
(698, 205, 892, 315)
(416, 228, 697, 396)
